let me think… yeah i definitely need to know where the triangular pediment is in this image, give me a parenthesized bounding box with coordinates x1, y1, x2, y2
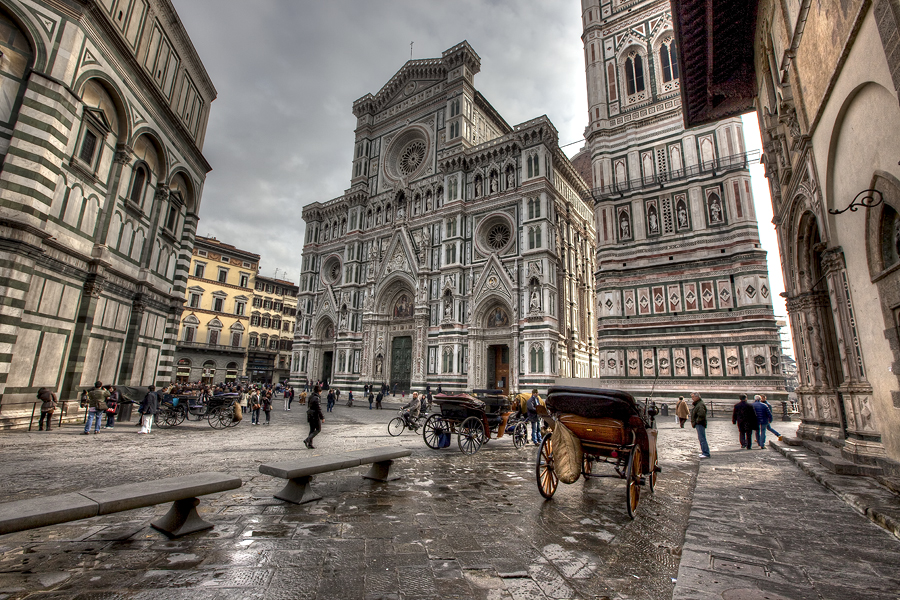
(473, 254, 515, 303)
(315, 286, 339, 322)
(369, 59, 449, 112)
(376, 227, 419, 280)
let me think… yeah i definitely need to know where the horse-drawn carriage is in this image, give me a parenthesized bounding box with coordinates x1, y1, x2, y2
(422, 392, 528, 454)
(123, 388, 240, 429)
(535, 386, 659, 518)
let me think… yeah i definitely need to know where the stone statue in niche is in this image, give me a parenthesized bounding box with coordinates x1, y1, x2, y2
(375, 355, 383, 376)
(444, 296, 452, 319)
(474, 177, 482, 197)
(506, 170, 514, 188)
(619, 212, 630, 238)
(530, 290, 541, 312)
(490, 172, 498, 193)
(677, 202, 689, 228)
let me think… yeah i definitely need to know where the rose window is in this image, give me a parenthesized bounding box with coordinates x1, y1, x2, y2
(330, 262, 340, 280)
(486, 223, 511, 251)
(398, 141, 426, 176)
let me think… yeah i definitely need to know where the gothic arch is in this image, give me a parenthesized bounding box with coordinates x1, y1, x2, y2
(473, 294, 514, 330)
(374, 272, 417, 314)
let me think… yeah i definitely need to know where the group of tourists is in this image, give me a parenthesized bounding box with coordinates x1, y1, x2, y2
(675, 392, 782, 459)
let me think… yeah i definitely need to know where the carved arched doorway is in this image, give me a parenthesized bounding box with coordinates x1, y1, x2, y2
(471, 298, 515, 395)
(314, 318, 336, 386)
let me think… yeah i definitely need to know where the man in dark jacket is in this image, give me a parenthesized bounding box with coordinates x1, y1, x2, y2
(732, 394, 758, 449)
(753, 394, 774, 448)
(139, 385, 159, 434)
(304, 385, 324, 449)
(690, 392, 710, 458)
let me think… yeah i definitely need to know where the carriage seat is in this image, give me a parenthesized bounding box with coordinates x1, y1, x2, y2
(0, 472, 241, 538)
(259, 446, 411, 504)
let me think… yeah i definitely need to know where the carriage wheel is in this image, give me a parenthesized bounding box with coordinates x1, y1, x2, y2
(423, 414, 445, 449)
(625, 446, 642, 519)
(649, 454, 659, 493)
(171, 406, 186, 426)
(155, 407, 173, 428)
(220, 406, 237, 428)
(208, 407, 227, 429)
(536, 433, 558, 499)
(513, 422, 528, 449)
(388, 417, 405, 437)
(458, 416, 484, 455)
(226, 407, 241, 427)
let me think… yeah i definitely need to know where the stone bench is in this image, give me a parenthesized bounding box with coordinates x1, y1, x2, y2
(0, 472, 241, 538)
(259, 446, 412, 504)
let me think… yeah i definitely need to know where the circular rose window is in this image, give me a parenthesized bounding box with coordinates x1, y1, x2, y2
(322, 257, 342, 284)
(486, 223, 511, 251)
(475, 213, 515, 255)
(383, 126, 430, 181)
(398, 140, 426, 176)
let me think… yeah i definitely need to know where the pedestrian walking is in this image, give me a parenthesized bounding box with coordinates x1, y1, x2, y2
(304, 385, 324, 449)
(690, 392, 710, 458)
(37, 387, 57, 431)
(753, 394, 774, 448)
(105, 386, 119, 428)
(347, 390, 354, 407)
(82, 381, 109, 435)
(262, 390, 272, 425)
(241, 387, 250, 412)
(250, 389, 261, 425)
(732, 394, 758, 449)
(138, 385, 159, 434)
(761, 395, 783, 441)
(283, 387, 289, 411)
(527, 389, 542, 445)
(326, 389, 335, 412)
(368, 390, 374, 409)
(375, 390, 383, 409)
(287, 387, 294, 411)
(675, 395, 689, 428)
(392, 383, 397, 397)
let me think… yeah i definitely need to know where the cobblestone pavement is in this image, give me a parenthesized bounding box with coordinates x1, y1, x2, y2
(0, 398, 699, 600)
(674, 418, 900, 600)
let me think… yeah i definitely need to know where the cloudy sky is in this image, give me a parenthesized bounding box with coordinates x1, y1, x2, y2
(171, 0, 787, 321)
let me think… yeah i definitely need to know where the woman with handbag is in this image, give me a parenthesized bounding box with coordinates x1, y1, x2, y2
(261, 389, 272, 425)
(104, 386, 119, 429)
(37, 388, 57, 431)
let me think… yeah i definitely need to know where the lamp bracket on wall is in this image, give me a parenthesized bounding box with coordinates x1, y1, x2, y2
(829, 189, 883, 215)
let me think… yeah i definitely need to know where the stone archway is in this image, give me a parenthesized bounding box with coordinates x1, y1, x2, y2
(470, 296, 516, 394)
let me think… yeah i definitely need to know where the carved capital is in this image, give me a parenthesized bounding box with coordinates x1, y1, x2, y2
(83, 275, 105, 298)
(155, 188, 171, 203)
(114, 145, 134, 165)
(820, 246, 846, 275)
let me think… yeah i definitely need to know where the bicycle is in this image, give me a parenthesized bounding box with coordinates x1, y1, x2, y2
(388, 408, 425, 436)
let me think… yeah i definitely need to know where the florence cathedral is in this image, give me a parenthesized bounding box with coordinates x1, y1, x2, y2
(291, 42, 598, 395)
(292, 1, 787, 402)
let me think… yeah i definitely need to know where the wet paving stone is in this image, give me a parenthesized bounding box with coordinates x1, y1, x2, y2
(0, 404, 702, 599)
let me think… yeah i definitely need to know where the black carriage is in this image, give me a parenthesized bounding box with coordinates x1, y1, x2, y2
(535, 386, 659, 518)
(145, 389, 240, 429)
(422, 393, 528, 454)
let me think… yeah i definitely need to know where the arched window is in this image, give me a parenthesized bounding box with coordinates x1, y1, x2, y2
(659, 41, 679, 83)
(129, 165, 146, 205)
(625, 54, 645, 95)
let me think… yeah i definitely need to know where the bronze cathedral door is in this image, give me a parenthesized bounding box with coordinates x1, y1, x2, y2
(390, 336, 412, 394)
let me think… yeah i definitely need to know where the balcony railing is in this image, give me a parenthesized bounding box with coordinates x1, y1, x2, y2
(176, 341, 243, 352)
(582, 149, 760, 201)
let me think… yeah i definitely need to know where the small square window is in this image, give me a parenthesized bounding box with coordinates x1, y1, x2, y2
(194, 264, 205, 278)
(221, 256, 230, 263)
(218, 268, 228, 283)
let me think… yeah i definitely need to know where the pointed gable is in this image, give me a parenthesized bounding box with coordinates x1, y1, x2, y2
(377, 227, 419, 280)
(473, 254, 515, 303)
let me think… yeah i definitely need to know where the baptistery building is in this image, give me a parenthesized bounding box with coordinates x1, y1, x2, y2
(291, 42, 598, 395)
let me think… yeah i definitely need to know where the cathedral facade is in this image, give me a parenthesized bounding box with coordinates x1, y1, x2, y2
(291, 42, 598, 395)
(573, 0, 786, 402)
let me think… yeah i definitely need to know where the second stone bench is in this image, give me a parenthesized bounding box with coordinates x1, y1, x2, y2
(259, 446, 412, 504)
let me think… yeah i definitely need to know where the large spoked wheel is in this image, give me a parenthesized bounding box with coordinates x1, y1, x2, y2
(226, 406, 241, 427)
(423, 414, 445, 449)
(155, 406, 173, 428)
(536, 433, 558, 499)
(388, 417, 405, 437)
(208, 406, 228, 429)
(458, 416, 485, 455)
(513, 422, 528, 449)
(625, 445, 642, 519)
(170, 406, 186, 426)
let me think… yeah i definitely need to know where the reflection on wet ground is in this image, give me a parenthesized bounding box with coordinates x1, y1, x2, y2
(0, 403, 700, 599)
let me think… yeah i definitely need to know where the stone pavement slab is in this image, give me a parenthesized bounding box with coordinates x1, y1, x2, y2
(673, 419, 900, 600)
(0, 403, 698, 599)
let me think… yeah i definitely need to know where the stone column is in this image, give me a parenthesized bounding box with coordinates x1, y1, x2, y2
(821, 247, 886, 461)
